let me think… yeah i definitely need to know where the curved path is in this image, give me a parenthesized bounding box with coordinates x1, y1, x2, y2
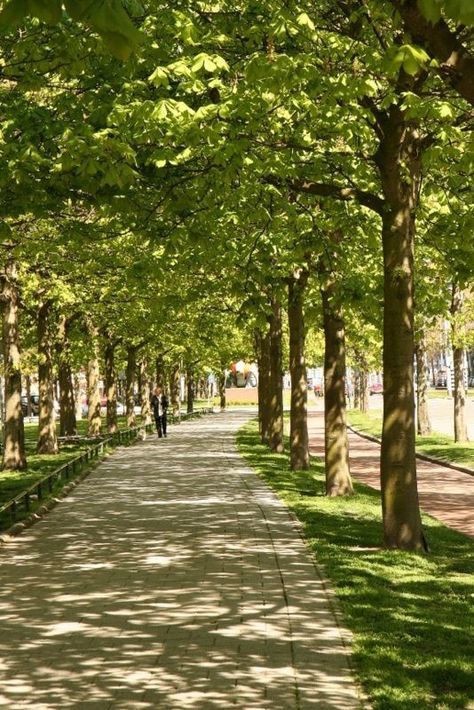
(0, 412, 365, 709)
(308, 411, 474, 539)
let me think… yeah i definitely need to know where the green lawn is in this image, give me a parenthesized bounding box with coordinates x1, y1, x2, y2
(237, 419, 474, 710)
(348, 410, 474, 470)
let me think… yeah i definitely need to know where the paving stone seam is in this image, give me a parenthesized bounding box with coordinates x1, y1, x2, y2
(225, 420, 371, 709)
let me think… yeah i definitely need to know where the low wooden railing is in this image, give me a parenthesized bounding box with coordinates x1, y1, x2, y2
(0, 407, 214, 528)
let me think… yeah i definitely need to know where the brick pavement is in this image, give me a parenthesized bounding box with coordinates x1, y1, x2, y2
(0, 412, 365, 709)
(308, 411, 474, 539)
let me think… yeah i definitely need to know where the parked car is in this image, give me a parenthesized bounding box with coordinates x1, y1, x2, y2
(21, 394, 40, 416)
(369, 383, 383, 395)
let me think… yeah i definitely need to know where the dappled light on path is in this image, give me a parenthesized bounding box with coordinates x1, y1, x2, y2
(0, 412, 364, 709)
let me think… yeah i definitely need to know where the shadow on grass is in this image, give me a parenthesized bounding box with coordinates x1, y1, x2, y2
(237, 420, 474, 710)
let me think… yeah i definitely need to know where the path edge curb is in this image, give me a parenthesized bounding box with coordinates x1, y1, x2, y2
(347, 425, 474, 478)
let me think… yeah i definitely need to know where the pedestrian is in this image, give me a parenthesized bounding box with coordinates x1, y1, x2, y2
(151, 386, 168, 438)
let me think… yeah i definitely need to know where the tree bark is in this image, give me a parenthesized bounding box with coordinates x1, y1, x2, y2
(376, 106, 426, 550)
(126, 345, 137, 428)
(140, 358, 152, 425)
(170, 363, 180, 416)
(353, 370, 360, 410)
(415, 336, 432, 436)
(360, 369, 369, 413)
(218, 370, 226, 410)
(156, 354, 166, 390)
(390, 0, 474, 108)
(268, 298, 284, 453)
(321, 283, 353, 496)
(25, 374, 32, 418)
(37, 300, 58, 454)
(451, 283, 468, 442)
(256, 329, 271, 445)
(104, 340, 118, 433)
(87, 325, 101, 436)
(1, 260, 27, 470)
(57, 316, 77, 437)
(186, 365, 194, 414)
(288, 270, 309, 470)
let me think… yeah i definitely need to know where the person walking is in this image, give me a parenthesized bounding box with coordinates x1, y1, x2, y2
(151, 386, 168, 438)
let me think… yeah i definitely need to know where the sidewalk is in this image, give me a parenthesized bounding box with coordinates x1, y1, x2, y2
(0, 411, 365, 709)
(308, 411, 474, 539)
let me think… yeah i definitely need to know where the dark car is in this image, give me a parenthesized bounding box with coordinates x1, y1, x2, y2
(21, 394, 40, 416)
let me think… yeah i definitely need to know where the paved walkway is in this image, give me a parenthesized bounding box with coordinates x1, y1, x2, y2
(0, 412, 365, 709)
(308, 411, 474, 539)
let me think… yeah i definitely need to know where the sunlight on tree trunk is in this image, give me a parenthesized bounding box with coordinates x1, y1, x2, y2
(1, 259, 26, 471)
(104, 339, 118, 434)
(268, 298, 284, 453)
(451, 284, 469, 442)
(140, 358, 152, 424)
(415, 336, 431, 436)
(87, 324, 101, 437)
(170, 363, 180, 416)
(256, 329, 271, 445)
(58, 316, 76, 437)
(288, 270, 309, 470)
(37, 300, 58, 454)
(321, 285, 353, 496)
(126, 345, 137, 429)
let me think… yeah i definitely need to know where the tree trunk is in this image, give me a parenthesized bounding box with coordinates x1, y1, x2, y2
(25, 375, 32, 418)
(140, 358, 152, 425)
(186, 365, 194, 414)
(37, 300, 58, 454)
(156, 354, 165, 390)
(288, 271, 309, 470)
(74, 374, 83, 421)
(268, 298, 284, 453)
(218, 370, 226, 410)
(353, 370, 360, 410)
(87, 325, 101, 436)
(451, 284, 468, 442)
(126, 345, 137, 429)
(104, 340, 118, 433)
(376, 106, 426, 550)
(415, 336, 432, 436)
(1, 260, 27, 470)
(360, 370, 369, 413)
(321, 285, 353, 496)
(170, 363, 180, 416)
(256, 329, 271, 444)
(57, 316, 77, 437)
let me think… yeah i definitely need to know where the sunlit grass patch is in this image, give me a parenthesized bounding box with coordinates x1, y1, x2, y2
(237, 418, 474, 710)
(347, 410, 474, 469)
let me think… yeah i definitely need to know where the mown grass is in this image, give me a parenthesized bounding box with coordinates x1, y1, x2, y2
(348, 410, 474, 470)
(237, 418, 474, 710)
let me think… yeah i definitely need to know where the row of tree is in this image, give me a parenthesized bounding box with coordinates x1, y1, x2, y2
(0, 0, 472, 551)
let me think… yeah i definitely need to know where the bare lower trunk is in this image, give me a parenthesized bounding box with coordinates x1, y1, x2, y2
(25, 375, 32, 418)
(104, 341, 118, 433)
(1, 260, 26, 470)
(58, 316, 76, 437)
(321, 286, 352, 496)
(268, 298, 284, 453)
(256, 330, 271, 444)
(218, 370, 226, 410)
(415, 337, 431, 436)
(126, 346, 137, 428)
(37, 301, 58, 454)
(87, 325, 101, 436)
(376, 105, 426, 551)
(451, 284, 468, 442)
(353, 371, 360, 410)
(186, 365, 194, 414)
(288, 271, 309, 470)
(140, 359, 152, 424)
(170, 363, 180, 416)
(453, 346, 468, 442)
(360, 370, 369, 413)
(156, 354, 165, 390)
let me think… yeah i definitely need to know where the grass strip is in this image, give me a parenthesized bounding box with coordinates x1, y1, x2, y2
(237, 418, 474, 710)
(347, 410, 474, 470)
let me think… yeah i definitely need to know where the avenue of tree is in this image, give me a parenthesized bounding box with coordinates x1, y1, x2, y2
(0, 0, 473, 551)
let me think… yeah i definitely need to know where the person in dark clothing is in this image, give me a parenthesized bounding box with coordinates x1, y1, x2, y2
(151, 386, 168, 438)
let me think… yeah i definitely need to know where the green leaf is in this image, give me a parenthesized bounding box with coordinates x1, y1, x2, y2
(417, 0, 442, 23)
